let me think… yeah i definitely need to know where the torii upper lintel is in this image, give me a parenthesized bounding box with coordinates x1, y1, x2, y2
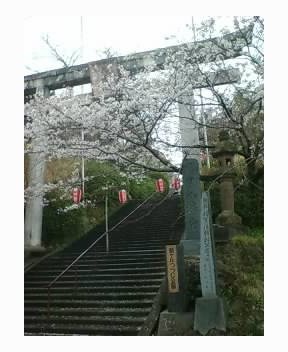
(24, 25, 253, 96)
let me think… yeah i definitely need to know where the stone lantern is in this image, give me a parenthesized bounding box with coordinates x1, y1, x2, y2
(212, 130, 242, 226)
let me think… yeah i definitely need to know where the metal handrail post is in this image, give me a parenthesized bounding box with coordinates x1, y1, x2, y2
(105, 192, 109, 253)
(47, 286, 51, 321)
(75, 265, 78, 294)
(46, 191, 161, 293)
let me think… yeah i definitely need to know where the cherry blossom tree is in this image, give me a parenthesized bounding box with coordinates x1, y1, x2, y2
(185, 16, 264, 181)
(24, 16, 263, 202)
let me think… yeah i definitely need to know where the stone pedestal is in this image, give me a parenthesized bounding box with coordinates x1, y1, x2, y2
(216, 211, 242, 226)
(24, 245, 48, 271)
(213, 223, 249, 242)
(216, 175, 242, 226)
(194, 297, 226, 335)
(157, 310, 194, 336)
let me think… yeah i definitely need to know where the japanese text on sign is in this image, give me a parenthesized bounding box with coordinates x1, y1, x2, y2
(166, 245, 179, 293)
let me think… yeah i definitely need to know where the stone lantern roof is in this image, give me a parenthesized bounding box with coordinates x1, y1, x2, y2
(212, 130, 238, 159)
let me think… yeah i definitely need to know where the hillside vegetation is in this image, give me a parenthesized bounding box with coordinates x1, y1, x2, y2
(216, 229, 264, 335)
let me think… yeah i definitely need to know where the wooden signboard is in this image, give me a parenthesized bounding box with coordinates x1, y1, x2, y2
(166, 245, 179, 293)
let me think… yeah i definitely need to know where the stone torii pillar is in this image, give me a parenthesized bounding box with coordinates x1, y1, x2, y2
(24, 86, 50, 249)
(178, 94, 201, 255)
(176, 68, 241, 256)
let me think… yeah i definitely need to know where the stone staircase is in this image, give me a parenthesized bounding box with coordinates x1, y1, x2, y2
(24, 194, 182, 335)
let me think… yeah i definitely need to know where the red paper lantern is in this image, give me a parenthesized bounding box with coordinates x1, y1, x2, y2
(172, 177, 181, 190)
(72, 187, 82, 204)
(118, 189, 127, 204)
(156, 178, 165, 193)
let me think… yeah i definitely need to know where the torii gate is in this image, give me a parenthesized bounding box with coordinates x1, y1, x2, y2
(24, 26, 253, 249)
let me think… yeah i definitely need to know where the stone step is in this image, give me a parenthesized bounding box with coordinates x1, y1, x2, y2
(42, 256, 165, 266)
(43, 246, 165, 256)
(25, 314, 146, 326)
(50, 248, 164, 259)
(24, 195, 181, 335)
(27, 266, 166, 276)
(25, 278, 163, 288)
(25, 292, 156, 300)
(48, 249, 165, 260)
(107, 244, 166, 250)
(24, 323, 141, 336)
(25, 270, 166, 281)
(25, 299, 154, 308)
(29, 261, 165, 269)
(24, 307, 150, 317)
(109, 237, 171, 242)
(110, 238, 168, 242)
(25, 285, 160, 294)
(35, 260, 165, 270)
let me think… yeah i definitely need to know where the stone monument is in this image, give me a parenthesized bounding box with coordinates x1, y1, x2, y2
(194, 191, 226, 335)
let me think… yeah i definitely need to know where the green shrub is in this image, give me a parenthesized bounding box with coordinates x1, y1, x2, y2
(128, 171, 169, 200)
(234, 185, 263, 228)
(208, 182, 263, 228)
(216, 231, 264, 335)
(42, 192, 94, 248)
(182, 230, 264, 336)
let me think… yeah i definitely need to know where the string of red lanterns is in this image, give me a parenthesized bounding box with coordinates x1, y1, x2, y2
(155, 178, 165, 193)
(171, 177, 181, 191)
(72, 178, 166, 204)
(72, 187, 82, 204)
(118, 189, 127, 204)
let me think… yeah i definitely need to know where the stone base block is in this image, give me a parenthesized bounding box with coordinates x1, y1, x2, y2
(180, 239, 200, 256)
(216, 210, 242, 225)
(24, 245, 47, 253)
(213, 224, 249, 242)
(24, 246, 50, 271)
(24, 245, 47, 259)
(157, 310, 194, 336)
(194, 297, 226, 335)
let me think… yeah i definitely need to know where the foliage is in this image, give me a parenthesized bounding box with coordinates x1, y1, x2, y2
(194, 16, 264, 181)
(235, 185, 263, 228)
(208, 182, 263, 228)
(84, 160, 126, 209)
(207, 151, 263, 227)
(182, 229, 264, 336)
(84, 160, 169, 202)
(41, 161, 167, 247)
(42, 191, 93, 248)
(216, 231, 264, 335)
(128, 171, 169, 199)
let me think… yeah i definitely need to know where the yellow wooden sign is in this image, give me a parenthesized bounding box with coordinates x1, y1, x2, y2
(166, 245, 179, 293)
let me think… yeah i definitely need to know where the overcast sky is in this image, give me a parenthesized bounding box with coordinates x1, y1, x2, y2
(24, 16, 200, 75)
(24, 16, 241, 76)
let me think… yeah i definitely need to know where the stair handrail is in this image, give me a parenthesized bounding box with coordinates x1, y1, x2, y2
(46, 191, 161, 290)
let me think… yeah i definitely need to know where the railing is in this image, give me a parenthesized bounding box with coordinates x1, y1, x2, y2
(46, 191, 165, 319)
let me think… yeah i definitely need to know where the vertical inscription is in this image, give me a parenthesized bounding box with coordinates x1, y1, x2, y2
(166, 245, 179, 293)
(200, 192, 217, 297)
